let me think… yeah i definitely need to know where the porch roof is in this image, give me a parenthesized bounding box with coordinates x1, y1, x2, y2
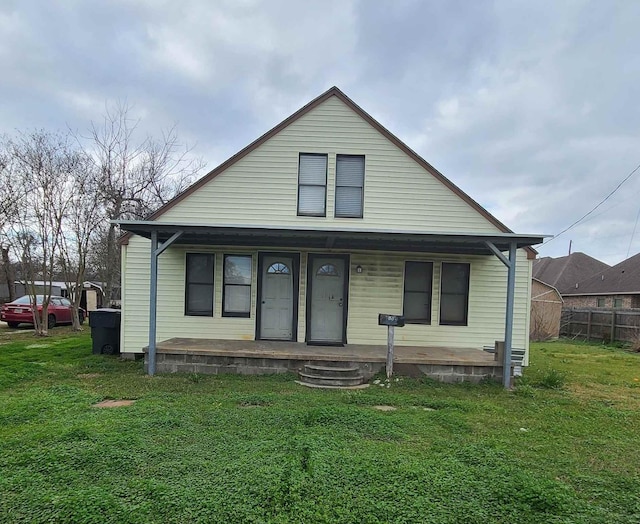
(117, 220, 546, 256)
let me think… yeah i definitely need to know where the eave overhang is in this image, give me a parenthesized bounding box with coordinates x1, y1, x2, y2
(116, 221, 546, 256)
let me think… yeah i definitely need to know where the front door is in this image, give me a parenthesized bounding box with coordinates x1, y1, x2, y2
(259, 255, 296, 340)
(308, 255, 348, 344)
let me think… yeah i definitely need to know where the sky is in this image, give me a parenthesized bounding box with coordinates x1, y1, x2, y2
(1, 0, 639, 266)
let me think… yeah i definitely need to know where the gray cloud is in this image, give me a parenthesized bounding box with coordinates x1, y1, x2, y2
(1, 0, 639, 264)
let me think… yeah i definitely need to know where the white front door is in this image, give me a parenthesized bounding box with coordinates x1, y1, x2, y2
(260, 255, 294, 340)
(309, 256, 346, 344)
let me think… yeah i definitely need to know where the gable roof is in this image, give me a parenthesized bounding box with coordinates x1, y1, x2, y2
(120, 86, 536, 257)
(563, 252, 640, 295)
(533, 252, 609, 294)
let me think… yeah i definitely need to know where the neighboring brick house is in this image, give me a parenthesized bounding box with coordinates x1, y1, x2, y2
(561, 253, 640, 308)
(533, 252, 610, 296)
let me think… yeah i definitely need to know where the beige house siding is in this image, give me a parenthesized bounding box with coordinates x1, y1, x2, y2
(156, 96, 502, 234)
(121, 235, 531, 358)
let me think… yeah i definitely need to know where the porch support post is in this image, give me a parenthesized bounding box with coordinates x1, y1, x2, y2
(485, 240, 518, 388)
(148, 230, 159, 376)
(148, 229, 184, 376)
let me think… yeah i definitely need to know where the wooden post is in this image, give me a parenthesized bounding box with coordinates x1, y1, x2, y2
(611, 310, 616, 343)
(587, 310, 592, 341)
(386, 325, 395, 379)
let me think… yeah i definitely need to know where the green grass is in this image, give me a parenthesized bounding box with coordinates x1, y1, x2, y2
(1, 326, 639, 523)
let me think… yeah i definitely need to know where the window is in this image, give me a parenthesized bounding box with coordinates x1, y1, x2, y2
(223, 255, 252, 317)
(440, 263, 470, 326)
(335, 154, 364, 218)
(597, 297, 605, 307)
(614, 298, 623, 308)
(185, 253, 214, 316)
(403, 261, 433, 323)
(267, 262, 290, 274)
(61, 298, 71, 307)
(298, 153, 327, 216)
(316, 263, 340, 276)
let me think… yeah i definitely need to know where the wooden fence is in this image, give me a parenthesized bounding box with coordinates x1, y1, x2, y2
(560, 308, 640, 343)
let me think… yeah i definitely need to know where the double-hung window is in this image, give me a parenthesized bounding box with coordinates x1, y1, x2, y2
(223, 255, 252, 317)
(335, 154, 364, 218)
(298, 153, 327, 216)
(185, 253, 214, 316)
(440, 263, 470, 326)
(403, 261, 433, 323)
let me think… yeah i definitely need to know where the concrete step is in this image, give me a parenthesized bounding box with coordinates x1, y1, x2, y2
(295, 380, 370, 390)
(304, 364, 360, 377)
(298, 372, 366, 388)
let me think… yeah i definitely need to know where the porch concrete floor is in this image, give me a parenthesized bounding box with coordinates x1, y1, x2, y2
(154, 338, 498, 367)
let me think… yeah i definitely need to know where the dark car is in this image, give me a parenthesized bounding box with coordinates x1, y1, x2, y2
(0, 295, 86, 328)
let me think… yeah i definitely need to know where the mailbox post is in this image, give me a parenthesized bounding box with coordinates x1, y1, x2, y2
(378, 314, 405, 378)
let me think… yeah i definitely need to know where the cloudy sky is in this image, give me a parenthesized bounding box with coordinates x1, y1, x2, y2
(1, 0, 639, 265)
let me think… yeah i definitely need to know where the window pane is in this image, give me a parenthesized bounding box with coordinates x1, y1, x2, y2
(336, 155, 364, 187)
(224, 256, 251, 285)
(298, 185, 326, 215)
(404, 262, 432, 293)
(335, 187, 363, 217)
(187, 254, 214, 284)
(441, 263, 469, 293)
(440, 295, 467, 324)
(403, 292, 430, 321)
(224, 285, 251, 313)
(267, 263, 290, 274)
(187, 284, 213, 314)
(299, 154, 327, 184)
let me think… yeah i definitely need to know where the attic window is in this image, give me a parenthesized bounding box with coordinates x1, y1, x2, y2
(298, 153, 327, 217)
(335, 155, 364, 218)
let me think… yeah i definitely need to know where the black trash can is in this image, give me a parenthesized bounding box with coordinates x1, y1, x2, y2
(89, 308, 121, 355)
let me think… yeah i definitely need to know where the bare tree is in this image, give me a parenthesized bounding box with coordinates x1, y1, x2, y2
(80, 102, 204, 304)
(7, 130, 77, 335)
(58, 151, 103, 330)
(0, 136, 22, 301)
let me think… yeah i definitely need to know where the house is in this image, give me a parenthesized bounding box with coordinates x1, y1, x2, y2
(530, 278, 563, 340)
(532, 252, 609, 296)
(117, 87, 544, 387)
(561, 252, 640, 308)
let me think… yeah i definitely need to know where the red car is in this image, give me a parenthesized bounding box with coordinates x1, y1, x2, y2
(1, 295, 86, 328)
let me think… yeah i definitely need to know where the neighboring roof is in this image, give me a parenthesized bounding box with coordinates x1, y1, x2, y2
(120, 86, 537, 258)
(533, 252, 609, 294)
(14, 280, 103, 292)
(117, 221, 545, 257)
(563, 252, 640, 296)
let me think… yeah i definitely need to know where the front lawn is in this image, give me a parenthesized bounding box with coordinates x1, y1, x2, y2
(1, 326, 639, 523)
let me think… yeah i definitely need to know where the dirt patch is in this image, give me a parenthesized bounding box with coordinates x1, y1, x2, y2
(373, 405, 397, 412)
(92, 399, 136, 408)
(77, 373, 102, 379)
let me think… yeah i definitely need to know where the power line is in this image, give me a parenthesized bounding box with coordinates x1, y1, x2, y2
(542, 161, 640, 246)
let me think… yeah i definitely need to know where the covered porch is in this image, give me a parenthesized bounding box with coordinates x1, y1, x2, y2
(147, 337, 506, 384)
(118, 220, 545, 387)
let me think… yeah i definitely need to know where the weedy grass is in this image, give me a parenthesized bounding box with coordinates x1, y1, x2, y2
(1, 326, 639, 523)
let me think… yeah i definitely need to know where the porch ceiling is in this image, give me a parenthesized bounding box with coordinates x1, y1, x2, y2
(118, 221, 545, 256)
